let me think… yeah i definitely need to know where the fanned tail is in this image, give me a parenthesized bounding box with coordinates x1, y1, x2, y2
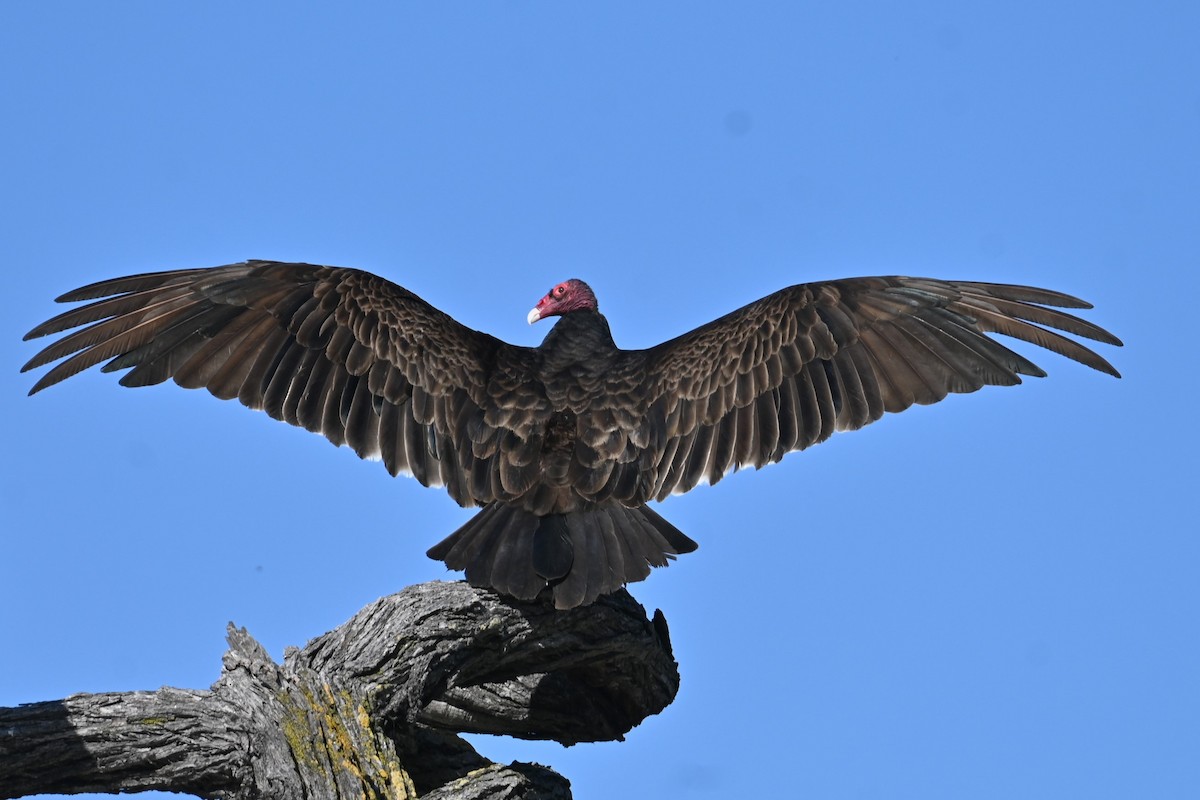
(426, 503, 698, 609)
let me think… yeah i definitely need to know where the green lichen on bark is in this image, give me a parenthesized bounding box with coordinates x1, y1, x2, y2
(278, 679, 416, 800)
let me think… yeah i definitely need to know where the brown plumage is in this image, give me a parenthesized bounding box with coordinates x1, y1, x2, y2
(22, 261, 1122, 608)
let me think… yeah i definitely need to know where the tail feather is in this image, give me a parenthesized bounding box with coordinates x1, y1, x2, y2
(640, 505, 700, 555)
(553, 514, 593, 610)
(426, 502, 699, 609)
(595, 510, 627, 585)
(478, 505, 540, 600)
(532, 516, 573, 581)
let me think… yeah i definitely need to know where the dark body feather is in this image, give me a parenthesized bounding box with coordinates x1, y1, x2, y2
(22, 261, 1122, 608)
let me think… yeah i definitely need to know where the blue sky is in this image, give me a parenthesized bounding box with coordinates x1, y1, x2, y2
(2, 3, 1196, 799)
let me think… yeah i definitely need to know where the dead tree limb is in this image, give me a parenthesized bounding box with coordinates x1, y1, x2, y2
(0, 581, 680, 799)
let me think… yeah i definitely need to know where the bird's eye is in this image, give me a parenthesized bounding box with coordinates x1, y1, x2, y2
(554, 285, 565, 297)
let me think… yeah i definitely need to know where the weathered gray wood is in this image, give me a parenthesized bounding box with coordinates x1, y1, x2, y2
(0, 581, 679, 799)
(0, 690, 245, 797)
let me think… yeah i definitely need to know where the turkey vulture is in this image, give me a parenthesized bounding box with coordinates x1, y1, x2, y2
(22, 261, 1121, 608)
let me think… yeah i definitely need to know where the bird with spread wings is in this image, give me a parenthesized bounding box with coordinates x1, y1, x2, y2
(23, 261, 1121, 608)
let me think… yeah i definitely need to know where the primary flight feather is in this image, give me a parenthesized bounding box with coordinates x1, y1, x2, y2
(22, 261, 1121, 608)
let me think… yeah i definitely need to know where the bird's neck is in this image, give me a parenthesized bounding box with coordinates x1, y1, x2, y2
(538, 311, 617, 364)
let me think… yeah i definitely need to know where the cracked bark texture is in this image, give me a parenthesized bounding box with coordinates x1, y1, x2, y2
(0, 581, 680, 800)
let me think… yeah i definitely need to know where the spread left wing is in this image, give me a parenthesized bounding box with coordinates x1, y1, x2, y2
(22, 260, 551, 507)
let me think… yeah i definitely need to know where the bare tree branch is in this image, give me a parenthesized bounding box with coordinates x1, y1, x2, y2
(0, 581, 679, 799)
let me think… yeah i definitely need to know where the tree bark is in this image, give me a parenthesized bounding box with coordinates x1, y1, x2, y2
(0, 581, 680, 799)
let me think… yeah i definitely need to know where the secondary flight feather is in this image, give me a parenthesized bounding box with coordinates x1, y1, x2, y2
(22, 261, 1122, 608)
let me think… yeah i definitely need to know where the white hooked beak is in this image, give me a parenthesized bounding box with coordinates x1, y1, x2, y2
(527, 307, 542, 325)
